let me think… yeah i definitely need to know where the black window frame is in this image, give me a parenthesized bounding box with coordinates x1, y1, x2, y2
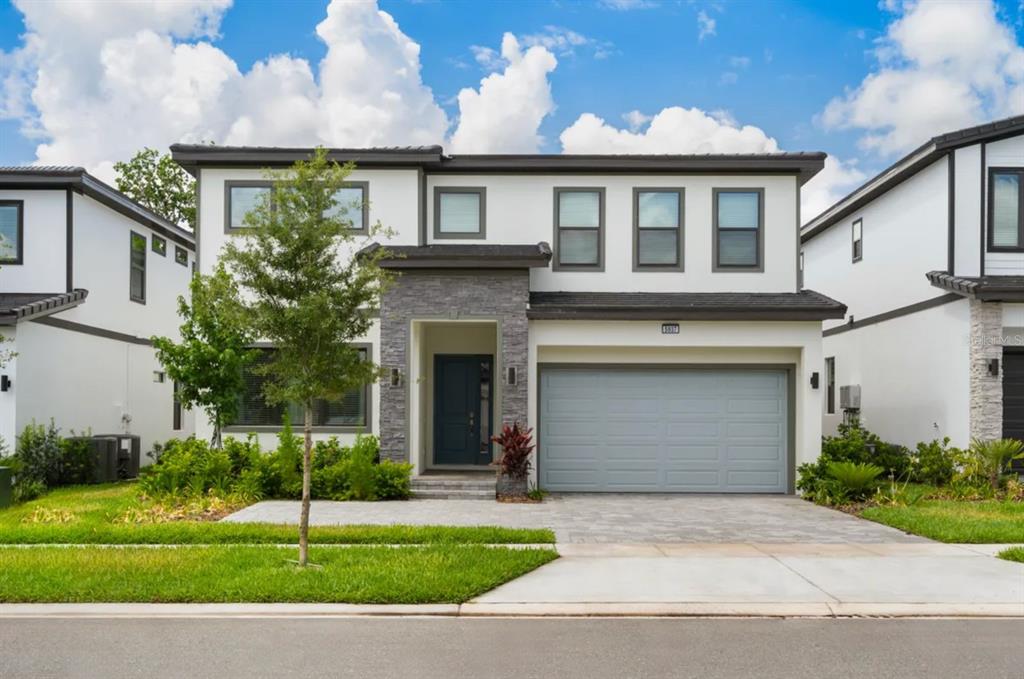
(226, 344, 373, 433)
(553, 187, 605, 271)
(0, 199, 24, 265)
(632, 187, 684, 272)
(224, 180, 274, 233)
(987, 167, 1024, 253)
(174, 246, 188, 267)
(328, 181, 370, 235)
(825, 356, 836, 415)
(433, 186, 486, 239)
(712, 187, 765, 272)
(798, 249, 805, 289)
(852, 218, 863, 262)
(129, 231, 146, 304)
(151, 234, 167, 257)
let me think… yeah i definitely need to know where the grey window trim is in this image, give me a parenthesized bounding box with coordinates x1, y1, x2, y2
(225, 342, 373, 434)
(174, 245, 188, 267)
(825, 356, 836, 415)
(151, 233, 167, 256)
(433, 186, 486, 239)
(987, 166, 1024, 253)
(553, 186, 605, 271)
(129, 230, 146, 305)
(712, 187, 764, 272)
(330, 180, 370, 235)
(852, 218, 863, 262)
(0, 199, 24, 265)
(224, 180, 273, 234)
(632, 187, 684, 272)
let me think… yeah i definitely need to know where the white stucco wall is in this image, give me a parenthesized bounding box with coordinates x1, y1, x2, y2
(0, 189, 67, 292)
(953, 144, 982, 277)
(0, 327, 16, 447)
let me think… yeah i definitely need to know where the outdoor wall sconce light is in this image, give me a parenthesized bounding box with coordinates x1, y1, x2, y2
(988, 358, 1000, 377)
(0, 375, 10, 392)
(390, 368, 403, 387)
(506, 366, 517, 386)
(810, 372, 820, 389)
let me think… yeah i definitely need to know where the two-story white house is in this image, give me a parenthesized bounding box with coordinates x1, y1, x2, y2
(172, 144, 844, 494)
(0, 167, 196, 455)
(802, 115, 1024, 449)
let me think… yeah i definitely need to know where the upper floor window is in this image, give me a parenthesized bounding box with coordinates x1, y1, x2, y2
(989, 168, 1024, 251)
(554, 188, 604, 270)
(175, 246, 188, 267)
(325, 182, 369, 233)
(152, 234, 167, 256)
(129, 231, 146, 304)
(825, 357, 836, 415)
(798, 250, 805, 289)
(633, 188, 684, 271)
(713, 188, 763, 271)
(225, 181, 272, 232)
(0, 200, 24, 265)
(434, 187, 485, 239)
(852, 218, 863, 262)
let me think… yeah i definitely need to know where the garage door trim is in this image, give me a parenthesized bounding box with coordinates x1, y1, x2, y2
(536, 363, 797, 494)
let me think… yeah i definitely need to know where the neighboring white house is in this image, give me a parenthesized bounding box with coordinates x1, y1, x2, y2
(801, 115, 1024, 449)
(173, 144, 845, 494)
(0, 167, 196, 456)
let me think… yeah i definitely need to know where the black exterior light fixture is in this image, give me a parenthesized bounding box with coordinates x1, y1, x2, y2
(988, 358, 1000, 377)
(0, 375, 10, 392)
(810, 372, 820, 389)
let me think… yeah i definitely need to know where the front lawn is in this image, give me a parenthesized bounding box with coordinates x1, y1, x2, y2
(861, 498, 1024, 543)
(997, 547, 1024, 563)
(0, 483, 555, 545)
(0, 544, 556, 603)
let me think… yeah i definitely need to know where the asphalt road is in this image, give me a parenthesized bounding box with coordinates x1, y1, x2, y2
(1, 617, 1022, 679)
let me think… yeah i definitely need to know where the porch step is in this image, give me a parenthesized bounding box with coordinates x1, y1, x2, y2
(410, 474, 496, 500)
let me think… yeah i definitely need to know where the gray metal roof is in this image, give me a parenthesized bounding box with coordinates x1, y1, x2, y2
(367, 242, 552, 269)
(0, 289, 89, 325)
(528, 290, 847, 321)
(926, 271, 1024, 302)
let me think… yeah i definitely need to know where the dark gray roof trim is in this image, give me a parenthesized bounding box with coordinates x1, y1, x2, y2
(0, 168, 195, 250)
(364, 242, 553, 269)
(926, 271, 1024, 302)
(170, 145, 826, 184)
(802, 114, 1024, 241)
(0, 289, 88, 325)
(527, 290, 847, 321)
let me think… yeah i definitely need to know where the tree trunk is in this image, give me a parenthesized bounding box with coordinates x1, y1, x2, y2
(298, 404, 313, 567)
(211, 415, 222, 451)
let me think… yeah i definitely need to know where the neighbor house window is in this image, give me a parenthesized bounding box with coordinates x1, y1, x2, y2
(825, 357, 836, 415)
(233, 347, 370, 429)
(852, 218, 863, 262)
(554, 188, 604, 270)
(175, 246, 188, 267)
(225, 181, 272, 231)
(989, 168, 1024, 251)
(129, 231, 146, 304)
(713, 188, 763, 270)
(634, 188, 683, 270)
(798, 250, 805, 289)
(434, 187, 485, 239)
(152, 234, 166, 256)
(0, 200, 24, 264)
(172, 380, 183, 431)
(326, 182, 369, 233)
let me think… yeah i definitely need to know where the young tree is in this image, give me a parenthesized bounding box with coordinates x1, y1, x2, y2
(152, 264, 256, 449)
(221, 148, 391, 567)
(114, 148, 196, 229)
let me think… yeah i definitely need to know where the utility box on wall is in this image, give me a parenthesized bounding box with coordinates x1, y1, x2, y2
(840, 385, 862, 410)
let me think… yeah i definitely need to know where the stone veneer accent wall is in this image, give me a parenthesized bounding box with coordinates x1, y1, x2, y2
(378, 269, 530, 462)
(969, 298, 1004, 441)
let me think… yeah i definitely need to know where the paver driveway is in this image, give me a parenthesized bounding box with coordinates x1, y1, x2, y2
(224, 494, 925, 544)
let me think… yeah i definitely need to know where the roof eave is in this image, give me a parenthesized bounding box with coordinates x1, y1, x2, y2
(526, 308, 846, 321)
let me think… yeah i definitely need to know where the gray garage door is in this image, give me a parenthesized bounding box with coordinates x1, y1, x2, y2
(538, 367, 790, 493)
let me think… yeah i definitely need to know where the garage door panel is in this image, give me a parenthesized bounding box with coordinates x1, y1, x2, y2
(539, 367, 788, 493)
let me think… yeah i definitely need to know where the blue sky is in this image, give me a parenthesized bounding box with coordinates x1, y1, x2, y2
(1, 0, 1023, 218)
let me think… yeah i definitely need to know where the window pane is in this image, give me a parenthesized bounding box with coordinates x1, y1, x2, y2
(558, 191, 600, 227)
(717, 192, 759, 229)
(853, 220, 862, 241)
(558, 229, 599, 265)
(638, 229, 678, 266)
(0, 205, 19, 260)
(439, 192, 481, 233)
(230, 186, 270, 228)
(130, 268, 145, 300)
(638, 191, 679, 228)
(319, 389, 365, 426)
(993, 173, 1020, 247)
(326, 186, 364, 230)
(175, 247, 188, 266)
(152, 235, 166, 255)
(718, 230, 758, 266)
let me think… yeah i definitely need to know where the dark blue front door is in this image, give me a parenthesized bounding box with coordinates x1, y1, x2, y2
(434, 355, 493, 466)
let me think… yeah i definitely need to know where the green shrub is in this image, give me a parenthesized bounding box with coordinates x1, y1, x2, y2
(344, 435, 378, 501)
(0, 422, 94, 501)
(138, 438, 233, 497)
(375, 460, 412, 500)
(826, 461, 883, 501)
(955, 438, 1024, 491)
(911, 437, 958, 486)
(798, 420, 910, 504)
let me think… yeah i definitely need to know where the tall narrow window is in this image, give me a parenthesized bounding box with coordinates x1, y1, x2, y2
(434, 187, 485, 238)
(172, 380, 183, 431)
(825, 357, 836, 415)
(225, 181, 272, 232)
(326, 182, 369, 233)
(990, 169, 1024, 251)
(175, 246, 188, 267)
(129, 231, 146, 304)
(554, 188, 604, 270)
(634, 188, 683, 270)
(798, 250, 805, 289)
(0, 200, 24, 264)
(852, 218, 863, 262)
(714, 189, 763, 270)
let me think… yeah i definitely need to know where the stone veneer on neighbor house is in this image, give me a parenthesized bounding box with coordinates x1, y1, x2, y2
(378, 269, 530, 463)
(969, 298, 1004, 441)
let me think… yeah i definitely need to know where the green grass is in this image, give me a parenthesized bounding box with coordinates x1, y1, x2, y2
(861, 498, 1024, 543)
(997, 547, 1024, 563)
(0, 545, 557, 603)
(0, 484, 555, 545)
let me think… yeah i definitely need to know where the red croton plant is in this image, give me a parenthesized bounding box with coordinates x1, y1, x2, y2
(491, 422, 535, 480)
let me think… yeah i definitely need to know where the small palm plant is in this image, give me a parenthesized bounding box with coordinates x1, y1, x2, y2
(969, 438, 1024, 491)
(826, 461, 884, 502)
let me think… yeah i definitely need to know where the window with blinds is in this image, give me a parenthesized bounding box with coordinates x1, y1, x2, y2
(435, 187, 485, 238)
(555, 188, 604, 269)
(714, 189, 763, 269)
(990, 169, 1024, 251)
(634, 189, 683, 270)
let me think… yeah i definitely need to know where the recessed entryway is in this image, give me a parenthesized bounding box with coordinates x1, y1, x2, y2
(434, 354, 494, 466)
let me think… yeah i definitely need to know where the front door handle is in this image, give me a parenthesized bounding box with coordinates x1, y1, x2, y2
(468, 411, 476, 429)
